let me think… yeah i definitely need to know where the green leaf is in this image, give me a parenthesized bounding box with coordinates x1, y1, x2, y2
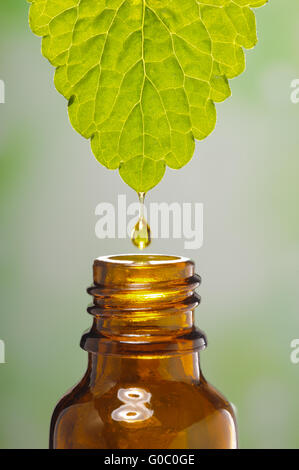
(29, 0, 267, 192)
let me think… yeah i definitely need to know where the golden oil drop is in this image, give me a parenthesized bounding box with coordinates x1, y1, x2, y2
(131, 192, 151, 250)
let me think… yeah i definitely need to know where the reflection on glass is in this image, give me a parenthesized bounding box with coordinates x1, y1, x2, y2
(111, 388, 153, 423)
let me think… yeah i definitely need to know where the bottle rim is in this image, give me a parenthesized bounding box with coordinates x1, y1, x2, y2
(93, 254, 195, 286)
(95, 254, 191, 266)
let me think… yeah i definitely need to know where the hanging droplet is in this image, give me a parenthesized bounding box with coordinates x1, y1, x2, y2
(131, 192, 151, 250)
(131, 216, 151, 250)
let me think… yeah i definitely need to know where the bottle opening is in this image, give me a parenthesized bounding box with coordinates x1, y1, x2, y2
(93, 254, 195, 286)
(98, 254, 189, 265)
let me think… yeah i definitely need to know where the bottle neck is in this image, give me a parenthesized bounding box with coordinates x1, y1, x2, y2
(87, 351, 201, 389)
(81, 255, 206, 359)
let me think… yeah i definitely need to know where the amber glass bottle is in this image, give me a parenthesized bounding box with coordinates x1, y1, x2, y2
(50, 255, 237, 449)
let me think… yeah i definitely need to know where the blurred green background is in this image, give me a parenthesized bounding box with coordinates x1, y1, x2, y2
(0, 0, 298, 449)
